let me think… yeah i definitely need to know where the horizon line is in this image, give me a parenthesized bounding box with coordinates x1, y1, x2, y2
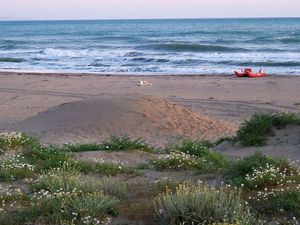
(1, 16, 299, 22)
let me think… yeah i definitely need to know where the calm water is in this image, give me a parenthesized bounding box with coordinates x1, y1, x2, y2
(0, 18, 300, 75)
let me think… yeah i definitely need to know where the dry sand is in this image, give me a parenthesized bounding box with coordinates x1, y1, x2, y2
(0, 72, 299, 147)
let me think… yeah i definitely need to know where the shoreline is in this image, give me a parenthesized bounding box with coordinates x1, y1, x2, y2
(0, 71, 299, 78)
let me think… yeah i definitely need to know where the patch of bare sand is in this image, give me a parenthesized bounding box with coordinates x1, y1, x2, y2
(216, 125, 300, 165)
(11, 94, 238, 146)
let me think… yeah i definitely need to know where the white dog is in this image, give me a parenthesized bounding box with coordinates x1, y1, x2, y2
(138, 80, 152, 86)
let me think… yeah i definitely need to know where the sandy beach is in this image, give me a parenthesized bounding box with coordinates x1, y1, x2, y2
(0, 71, 299, 146)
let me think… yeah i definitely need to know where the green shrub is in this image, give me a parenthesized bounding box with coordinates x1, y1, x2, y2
(22, 145, 72, 170)
(237, 113, 300, 147)
(225, 152, 295, 188)
(35, 164, 128, 198)
(74, 160, 135, 176)
(101, 136, 155, 152)
(0, 155, 35, 181)
(156, 140, 228, 172)
(154, 181, 256, 225)
(166, 139, 227, 168)
(26, 164, 121, 224)
(62, 143, 103, 152)
(153, 150, 204, 170)
(29, 189, 118, 225)
(248, 188, 300, 222)
(0, 132, 39, 151)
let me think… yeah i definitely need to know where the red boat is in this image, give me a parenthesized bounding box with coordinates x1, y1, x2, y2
(234, 68, 266, 78)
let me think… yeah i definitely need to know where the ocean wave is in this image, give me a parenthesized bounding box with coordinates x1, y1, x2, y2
(0, 57, 24, 63)
(89, 62, 110, 67)
(142, 43, 246, 52)
(130, 57, 169, 63)
(278, 37, 300, 44)
(124, 51, 143, 57)
(233, 61, 300, 67)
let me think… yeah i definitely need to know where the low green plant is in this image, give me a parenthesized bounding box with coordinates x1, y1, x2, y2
(247, 186, 300, 222)
(74, 160, 135, 176)
(29, 189, 118, 225)
(62, 143, 103, 152)
(156, 140, 228, 172)
(0, 132, 39, 152)
(101, 136, 155, 152)
(153, 150, 204, 170)
(0, 155, 35, 181)
(21, 164, 122, 224)
(22, 144, 72, 170)
(166, 139, 227, 168)
(34, 164, 128, 198)
(225, 152, 295, 188)
(237, 113, 300, 147)
(154, 181, 256, 225)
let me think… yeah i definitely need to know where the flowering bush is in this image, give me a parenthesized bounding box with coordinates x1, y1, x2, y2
(0, 185, 27, 213)
(0, 132, 32, 151)
(153, 150, 206, 170)
(28, 165, 122, 224)
(163, 140, 228, 171)
(244, 163, 299, 190)
(31, 189, 118, 225)
(0, 154, 35, 181)
(154, 181, 256, 225)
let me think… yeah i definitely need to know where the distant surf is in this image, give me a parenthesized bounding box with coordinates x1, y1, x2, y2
(0, 18, 300, 75)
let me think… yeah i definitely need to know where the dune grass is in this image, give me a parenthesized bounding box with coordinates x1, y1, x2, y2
(62, 136, 157, 153)
(237, 112, 300, 147)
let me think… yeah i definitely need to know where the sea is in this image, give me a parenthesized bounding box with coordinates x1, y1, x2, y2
(0, 18, 300, 75)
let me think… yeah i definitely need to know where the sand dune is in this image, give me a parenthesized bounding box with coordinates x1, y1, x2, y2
(11, 94, 237, 145)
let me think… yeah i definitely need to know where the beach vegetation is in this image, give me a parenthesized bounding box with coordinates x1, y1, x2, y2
(225, 152, 300, 222)
(100, 136, 156, 152)
(62, 136, 156, 153)
(0, 164, 122, 225)
(225, 152, 294, 188)
(73, 160, 136, 176)
(0, 154, 35, 181)
(154, 140, 227, 172)
(0, 132, 39, 152)
(154, 181, 256, 225)
(237, 112, 300, 147)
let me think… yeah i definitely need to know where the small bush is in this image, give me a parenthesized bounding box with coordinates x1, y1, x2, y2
(153, 150, 205, 170)
(154, 181, 256, 225)
(74, 160, 135, 176)
(23, 145, 71, 170)
(101, 136, 155, 152)
(237, 113, 300, 147)
(166, 139, 227, 168)
(248, 186, 300, 222)
(0, 155, 35, 181)
(62, 143, 103, 152)
(225, 152, 293, 188)
(30, 189, 118, 225)
(26, 164, 122, 224)
(35, 164, 128, 198)
(0, 132, 39, 152)
(156, 140, 228, 172)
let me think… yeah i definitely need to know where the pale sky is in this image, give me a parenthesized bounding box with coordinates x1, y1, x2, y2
(0, 0, 299, 20)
